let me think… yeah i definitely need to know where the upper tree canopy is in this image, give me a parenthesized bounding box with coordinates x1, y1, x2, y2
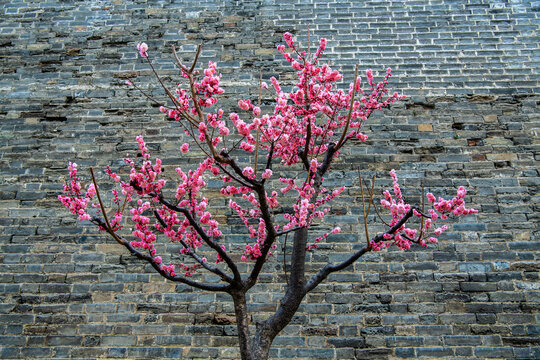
(59, 33, 476, 293)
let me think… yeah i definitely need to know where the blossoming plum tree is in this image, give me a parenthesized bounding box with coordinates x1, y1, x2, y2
(59, 33, 477, 360)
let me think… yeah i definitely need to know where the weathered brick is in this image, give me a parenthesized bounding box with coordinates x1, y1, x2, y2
(386, 336, 423, 347)
(297, 348, 335, 359)
(415, 325, 452, 335)
(101, 336, 137, 346)
(0, 335, 26, 346)
(46, 335, 82, 346)
(444, 335, 482, 346)
(155, 335, 191, 345)
(394, 347, 415, 358)
(474, 346, 514, 357)
(416, 347, 454, 357)
(327, 337, 364, 348)
(0, 347, 20, 358)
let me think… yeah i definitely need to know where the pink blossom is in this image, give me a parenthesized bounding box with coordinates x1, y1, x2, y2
(137, 42, 148, 58)
(315, 38, 327, 58)
(366, 69, 373, 84)
(283, 32, 295, 49)
(310, 159, 318, 173)
(356, 132, 368, 142)
(262, 169, 272, 179)
(242, 167, 255, 180)
(238, 100, 250, 111)
(270, 76, 281, 94)
(180, 143, 189, 153)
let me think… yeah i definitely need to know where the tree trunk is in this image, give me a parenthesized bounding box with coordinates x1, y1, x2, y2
(233, 227, 310, 360)
(231, 292, 275, 360)
(230, 228, 310, 360)
(250, 333, 273, 359)
(231, 290, 254, 360)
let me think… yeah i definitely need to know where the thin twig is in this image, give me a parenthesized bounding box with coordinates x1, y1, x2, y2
(417, 183, 425, 241)
(92, 216, 230, 292)
(366, 174, 376, 215)
(189, 44, 202, 73)
(145, 56, 198, 127)
(172, 45, 189, 73)
(358, 168, 370, 248)
(152, 209, 233, 283)
(144, 52, 199, 127)
(363, 177, 391, 227)
(276, 226, 302, 237)
(90, 168, 125, 246)
(335, 64, 359, 151)
(126, 78, 172, 109)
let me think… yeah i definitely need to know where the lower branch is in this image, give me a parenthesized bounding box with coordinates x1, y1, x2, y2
(305, 207, 417, 293)
(304, 245, 370, 293)
(92, 217, 230, 292)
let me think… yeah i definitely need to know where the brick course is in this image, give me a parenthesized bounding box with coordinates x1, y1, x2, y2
(1, 0, 539, 359)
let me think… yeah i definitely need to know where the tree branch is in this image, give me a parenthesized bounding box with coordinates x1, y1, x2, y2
(219, 151, 257, 186)
(335, 64, 359, 151)
(215, 159, 254, 189)
(91, 216, 229, 292)
(190, 44, 202, 73)
(156, 194, 243, 283)
(276, 226, 301, 237)
(144, 55, 199, 127)
(90, 168, 125, 246)
(304, 207, 417, 293)
(253, 227, 309, 345)
(246, 183, 279, 288)
(152, 209, 234, 283)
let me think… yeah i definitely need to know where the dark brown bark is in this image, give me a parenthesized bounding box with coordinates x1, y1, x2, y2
(249, 227, 310, 359)
(231, 290, 253, 360)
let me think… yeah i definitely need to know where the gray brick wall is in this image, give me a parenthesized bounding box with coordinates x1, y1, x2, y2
(1, 0, 539, 359)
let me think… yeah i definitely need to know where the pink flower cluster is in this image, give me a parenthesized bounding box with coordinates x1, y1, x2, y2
(58, 162, 124, 232)
(162, 61, 226, 123)
(124, 136, 167, 198)
(130, 200, 156, 251)
(193, 61, 224, 107)
(58, 163, 95, 221)
(427, 186, 477, 217)
(222, 32, 404, 170)
(375, 169, 478, 251)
